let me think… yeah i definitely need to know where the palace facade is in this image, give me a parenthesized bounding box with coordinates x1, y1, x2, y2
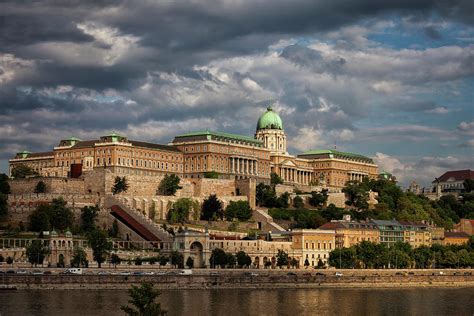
(9, 106, 378, 188)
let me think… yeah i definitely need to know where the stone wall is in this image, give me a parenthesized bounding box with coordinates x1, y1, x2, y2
(326, 192, 346, 208)
(235, 178, 256, 209)
(9, 178, 85, 195)
(192, 178, 236, 197)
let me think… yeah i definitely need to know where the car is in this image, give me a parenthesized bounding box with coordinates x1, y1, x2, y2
(395, 272, 404, 276)
(31, 270, 44, 275)
(464, 272, 472, 276)
(120, 271, 131, 275)
(133, 271, 145, 275)
(43, 271, 52, 275)
(335, 272, 343, 277)
(16, 270, 28, 275)
(156, 271, 167, 275)
(6, 270, 16, 274)
(243, 272, 258, 277)
(287, 272, 297, 276)
(408, 272, 415, 275)
(210, 271, 220, 276)
(315, 272, 325, 276)
(143, 271, 155, 275)
(97, 271, 109, 275)
(302, 272, 311, 277)
(179, 269, 193, 275)
(64, 268, 83, 275)
(167, 271, 177, 275)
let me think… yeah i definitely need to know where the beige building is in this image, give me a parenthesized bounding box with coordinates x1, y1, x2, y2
(399, 221, 432, 248)
(291, 229, 336, 267)
(319, 217, 379, 248)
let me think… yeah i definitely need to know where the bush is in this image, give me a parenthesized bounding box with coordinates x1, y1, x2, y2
(167, 198, 193, 224)
(201, 194, 224, 221)
(157, 174, 182, 196)
(293, 196, 304, 209)
(225, 200, 253, 221)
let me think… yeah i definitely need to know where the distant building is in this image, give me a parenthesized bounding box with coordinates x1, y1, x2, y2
(431, 169, 474, 194)
(453, 219, 474, 236)
(398, 221, 432, 248)
(371, 220, 405, 246)
(443, 232, 470, 246)
(291, 229, 336, 267)
(319, 215, 379, 248)
(407, 181, 421, 195)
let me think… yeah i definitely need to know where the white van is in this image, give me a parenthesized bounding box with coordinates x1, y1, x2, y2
(65, 268, 83, 275)
(179, 269, 193, 275)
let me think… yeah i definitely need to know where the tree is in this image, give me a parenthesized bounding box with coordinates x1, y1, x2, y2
(293, 196, 304, 209)
(413, 246, 433, 269)
(463, 179, 474, 193)
(6, 256, 13, 265)
(304, 258, 310, 268)
(159, 255, 169, 267)
(121, 282, 167, 316)
(34, 180, 47, 194)
(276, 249, 289, 268)
(256, 183, 278, 207)
(0, 193, 8, 220)
(210, 248, 227, 268)
(167, 198, 193, 224)
(270, 172, 284, 186)
(157, 174, 182, 196)
(355, 241, 380, 268)
(201, 194, 224, 221)
(0, 255, 3, 263)
(0, 173, 11, 194)
(328, 248, 357, 269)
(226, 253, 236, 268)
(309, 190, 328, 208)
(276, 192, 290, 209)
(29, 204, 52, 231)
(135, 257, 143, 266)
(225, 200, 253, 221)
(186, 256, 194, 268)
(112, 176, 129, 195)
(71, 247, 88, 268)
(108, 219, 120, 238)
(290, 258, 298, 268)
(236, 251, 252, 268)
(342, 180, 369, 210)
(110, 253, 121, 268)
(49, 198, 74, 231)
(87, 229, 111, 268)
(81, 205, 99, 233)
(170, 251, 184, 268)
(317, 259, 325, 269)
(26, 240, 50, 266)
(11, 164, 38, 179)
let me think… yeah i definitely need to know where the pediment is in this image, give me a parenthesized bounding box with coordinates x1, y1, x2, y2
(280, 159, 298, 167)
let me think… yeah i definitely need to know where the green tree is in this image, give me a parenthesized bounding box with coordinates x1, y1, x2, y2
(225, 200, 253, 221)
(167, 198, 193, 224)
(26, 240, 50, 266)
(304, 258, 310, 268)
(110, 253, 121, 268)
(81, 205, 99, 233)
(135, 257, 143, 265)
(170, 251, 184, 268)
(112, 176, 129, 195)
(121, 282, 167, 316)
(355, 241, 380, 268)
(29, 204, 52, 231)
(309, 190, 328, 208)
(226, 253, 236, 268)
(50, 198, 74, 231)
(186, 256, 194, 268)
(256, 183, 278, 207)
(413, 246, 433, 269)
(293, 195, 304, 209)
(0, 173, 11, 194)
(34, 180, 47, 193)
(290, 257, 298, 268)
(11, 164, 38, 179)
(328, 247, 357, 269)
(270, 172, 284, 186)
(276, 192, 290, 209)
(159, 255, 169, 267)
(157, 174, 182, 196)
(108, 219, 120, 238)
(6, 256, 13, 265)
(71, 247, 88, 268)
(276, 249, 289, 268)
(236, 251, 252, 268)
(463, 179, 474, 193)
(87, 229, 111, 268)
(0, 193, 8, 220)
(209, 248, 227, 268)
(342, 180, 369, 210)
(201, 194, 224, 221)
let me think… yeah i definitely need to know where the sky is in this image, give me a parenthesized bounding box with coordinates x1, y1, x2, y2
(0, 0, 473, 188)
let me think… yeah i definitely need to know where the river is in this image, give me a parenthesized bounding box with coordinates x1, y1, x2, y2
(0, 287, 473, 315)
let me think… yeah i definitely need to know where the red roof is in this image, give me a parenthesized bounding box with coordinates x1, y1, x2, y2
(110, 205, 161, 242)
(445, 232, 470, 238)
(434, 170, 474, 183)
(318, 222, 344, 229)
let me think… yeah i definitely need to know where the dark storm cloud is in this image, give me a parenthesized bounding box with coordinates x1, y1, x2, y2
(280, 45, 346, 74)
(423, 26, 443, 40)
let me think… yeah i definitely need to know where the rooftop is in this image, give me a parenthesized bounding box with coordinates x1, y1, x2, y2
(174, 130, 263, 145)
(434, 169, 474, 183)
(297, 149, 374, 163)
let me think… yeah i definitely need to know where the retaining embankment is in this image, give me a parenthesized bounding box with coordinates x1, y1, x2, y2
(2, 274, 474, 290)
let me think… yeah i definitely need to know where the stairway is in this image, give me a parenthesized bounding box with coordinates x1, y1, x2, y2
(104, 196, 173, 242)
(254, 207, 286, 232)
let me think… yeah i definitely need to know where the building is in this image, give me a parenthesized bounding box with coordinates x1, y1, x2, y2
(431, 169, 474, 194)
(398, 221, 432, 248)
(453, 219, 474, 236)
(406, 181, 421, 194)
(371, 220, 405, 246)
(319, 216, 379, 248)
(9, 106, 378, 191)
(443, 232, 470, 246)
(291, 229, 336, 267)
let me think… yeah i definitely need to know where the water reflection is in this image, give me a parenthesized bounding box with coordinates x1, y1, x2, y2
(0, 288, 472, 316)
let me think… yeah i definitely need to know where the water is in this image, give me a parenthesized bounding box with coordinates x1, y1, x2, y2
(0, 288, 473, 315)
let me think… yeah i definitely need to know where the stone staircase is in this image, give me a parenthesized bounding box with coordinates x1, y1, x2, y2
(254, 207, 286, 232)
(104, 195, 173, 242)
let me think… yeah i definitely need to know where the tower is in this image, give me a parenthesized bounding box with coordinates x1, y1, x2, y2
(255, 106, 287, 154)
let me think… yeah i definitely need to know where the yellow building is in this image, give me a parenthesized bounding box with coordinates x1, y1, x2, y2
(399, 221, 432, 248)
(291, 229, 336, 267)
(319, 217, 379, 248)
(443, 232, 470, 246)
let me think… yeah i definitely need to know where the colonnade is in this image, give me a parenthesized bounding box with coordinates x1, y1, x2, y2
(280, 167, 312, 185)
(230, 157, 258, 175)
(348, 172, 367, 182)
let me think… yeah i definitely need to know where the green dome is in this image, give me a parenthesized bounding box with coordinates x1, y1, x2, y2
(256, 106, 283, 131)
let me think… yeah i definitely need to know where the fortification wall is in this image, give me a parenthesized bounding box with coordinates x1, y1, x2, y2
(9, 178, 85, 195)
(192, 178, 236, 197)
(235, 178, 256, 209)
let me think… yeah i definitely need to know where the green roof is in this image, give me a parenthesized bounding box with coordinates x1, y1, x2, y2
(256, 106, 283, 131)
(298, 149, 374, 162)
(66, 136, 81, 141)
(174, 130, 262, 144)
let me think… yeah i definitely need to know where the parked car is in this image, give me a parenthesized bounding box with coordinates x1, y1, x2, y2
(243, 272, 258, 277)
(119, 271, 131, 275)
(210, 271, 220, 276)
(97, 271, 109, 275)
(156, 271, 167, 275)
(335, 272, 343, 277)
(167, 271, 177, 275)
(179, 269, 193, 275)
(315, 272, 325, 276)
(143, 271, 155, 275)
(287, 272, 297, 276)
(6, 270, 16, 274)
(64, 268, 83, 275)
(133, 271, 145, 275)
(31, 270, 44, 275)
(302, 272, 311, 277)
(16, 270, 28, 275)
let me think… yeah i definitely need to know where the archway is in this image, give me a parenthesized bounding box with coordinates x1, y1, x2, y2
(190, 241, 204, 268)
(254, 256, 260, 268)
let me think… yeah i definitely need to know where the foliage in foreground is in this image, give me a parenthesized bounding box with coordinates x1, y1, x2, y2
(121, 282, 167, 316)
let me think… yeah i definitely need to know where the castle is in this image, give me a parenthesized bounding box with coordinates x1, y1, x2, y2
(9, 106, 378, 188)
